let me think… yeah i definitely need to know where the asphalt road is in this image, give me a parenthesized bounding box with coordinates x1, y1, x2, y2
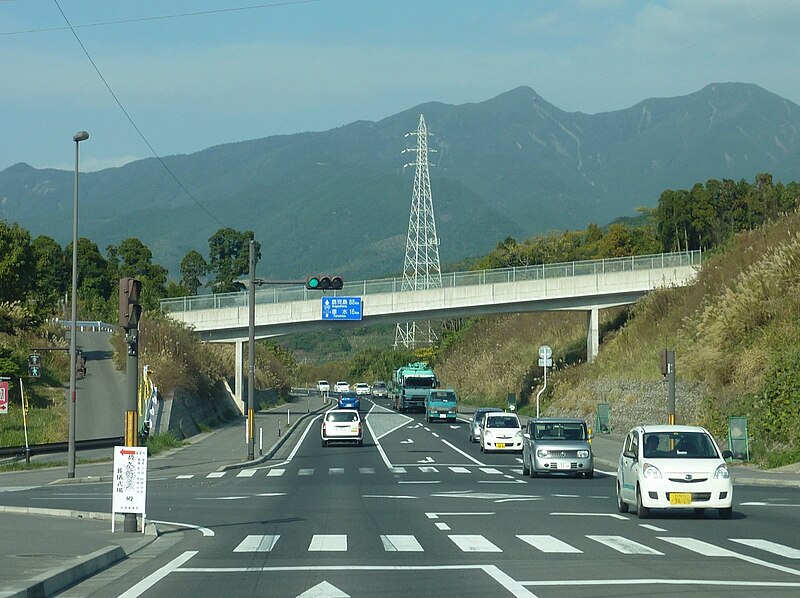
(74, 330, 126, 441)
(7, 395, 800, 597)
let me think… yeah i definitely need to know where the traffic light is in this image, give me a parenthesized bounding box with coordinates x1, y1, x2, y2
(305, 275, 343, 290)
(28, 353, 41, 378)
(119, 277, 142, 329)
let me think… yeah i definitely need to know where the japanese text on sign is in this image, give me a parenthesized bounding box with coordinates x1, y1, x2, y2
(321, 296, 362, 321)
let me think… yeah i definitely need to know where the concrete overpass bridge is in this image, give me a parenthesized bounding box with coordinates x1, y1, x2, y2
(161, 250, 701, 407)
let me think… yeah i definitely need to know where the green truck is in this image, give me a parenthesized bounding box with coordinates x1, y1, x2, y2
(425, 389, 458, 423)
(391, 362, 438, 413)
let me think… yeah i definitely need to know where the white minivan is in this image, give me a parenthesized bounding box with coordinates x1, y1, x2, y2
(479, 412, 523, 453)
(617, 425, 733, 519)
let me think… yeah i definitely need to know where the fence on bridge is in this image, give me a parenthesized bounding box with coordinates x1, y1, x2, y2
(160, 250, 701, 315)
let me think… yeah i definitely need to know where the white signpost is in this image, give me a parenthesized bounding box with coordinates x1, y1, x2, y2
(112, 445, 148, 533)
(535, 345, 553, 418)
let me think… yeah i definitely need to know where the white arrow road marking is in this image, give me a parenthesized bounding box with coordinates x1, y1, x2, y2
(417, 456, 434, 463)
(150, 521, 214, 537)
(400, 439, 415, 444)
(296, 581, 350, 598)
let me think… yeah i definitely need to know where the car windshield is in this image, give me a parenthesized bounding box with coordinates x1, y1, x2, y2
(327, 412, 358, 423)
(487, 416, 519, 429)
(429, 391, 456, 401)
(373, 382, 386, 388)
(533, 423, 586, 441)
(643, 432, 718, 458)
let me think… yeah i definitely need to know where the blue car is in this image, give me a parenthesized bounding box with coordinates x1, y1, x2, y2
(338, 391, 361, 411)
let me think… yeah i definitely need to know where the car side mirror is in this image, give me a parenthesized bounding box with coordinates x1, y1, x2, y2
(523, 432, 530, 440)
(721, 449, 733, 460)
(623, 449, 636, 460)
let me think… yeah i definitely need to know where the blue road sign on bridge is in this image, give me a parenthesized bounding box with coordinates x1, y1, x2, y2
(322, 296, 362, 321)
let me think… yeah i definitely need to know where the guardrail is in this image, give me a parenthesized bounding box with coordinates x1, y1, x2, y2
(160, 250, 701, 314)
(0, 436, 124, 459)
(54, 319, 116, 332)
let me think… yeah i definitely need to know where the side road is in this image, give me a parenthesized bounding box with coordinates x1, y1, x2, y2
(0, 392, 331, 598)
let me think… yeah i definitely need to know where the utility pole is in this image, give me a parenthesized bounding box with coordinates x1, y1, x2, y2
(395, 114, 442, 348)
(120, 278, 142, 533)
(247, 241, 256, 461)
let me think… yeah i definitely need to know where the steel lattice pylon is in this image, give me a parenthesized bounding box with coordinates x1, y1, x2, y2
(395, 114, 442, 349)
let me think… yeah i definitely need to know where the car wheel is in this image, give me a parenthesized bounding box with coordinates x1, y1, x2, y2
(321, 438, 327, 447)
(529, 466, 537, 478)
(636, 487, 649, 519)
(357, 439, 363, 447)
(617, 482, 629, 513)
(718, 507, 733, 519)
(522, 456, 530, 476)
(480, 443, 485, 453)
(584, 469, 595, 479)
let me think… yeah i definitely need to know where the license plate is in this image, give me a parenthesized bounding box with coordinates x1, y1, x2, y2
(439, 414, 447, 418)
(557, 462, 571, 470)
(496, 443, 506, 448)
(670, 492, 692, 505)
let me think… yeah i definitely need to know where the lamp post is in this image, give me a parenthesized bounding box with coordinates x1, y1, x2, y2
(67, 130, 89, 479)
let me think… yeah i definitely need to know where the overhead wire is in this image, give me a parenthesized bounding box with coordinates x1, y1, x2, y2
(53, 0, 228, 227)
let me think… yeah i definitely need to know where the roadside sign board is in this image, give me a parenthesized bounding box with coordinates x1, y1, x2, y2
(112, 446, 147, 525)
(0, 381, 8, 414)
(322, 296, 362, 321)
(538, 345, 552, 360)
(538, 358, 553, 367)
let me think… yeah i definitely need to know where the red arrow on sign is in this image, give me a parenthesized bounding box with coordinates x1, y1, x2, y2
(119, 448, 137, 455)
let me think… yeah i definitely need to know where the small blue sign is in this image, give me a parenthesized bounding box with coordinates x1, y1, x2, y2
(321, 296, 362, 321)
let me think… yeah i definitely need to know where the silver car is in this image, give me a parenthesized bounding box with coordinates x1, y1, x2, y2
(468, 407, 503, 443)
(522, 418, 594, 478)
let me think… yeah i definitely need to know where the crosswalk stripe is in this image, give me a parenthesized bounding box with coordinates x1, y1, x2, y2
(234, 534, 280, 552)
(237, 469, 257, 478)
(309, 534, 347, 551)
(329, 468, 344, 475)
(449, 467, 470, 474)
(479, 467, 502, 475)
(587, 535, 663, 555)
(206, 472, 225, 478)
(298, 468, 314, 476)
(266, 469, 285, 477)
(518, 534, 582, 553)
(659, 537, 739, 557)
(359, 467, 375, 474)
(419, 466, 439, 473)
(390, 467, 407, 474)
(381, 535, 424, 552)
(449, 535, 502, 552)
(730, 539, 800, 559)
(175, 475, 194, 479)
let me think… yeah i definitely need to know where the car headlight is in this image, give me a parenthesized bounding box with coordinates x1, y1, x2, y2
(537, 449, 550, 458)
(577, 450, 589, 458)
(484, 430, 493, 437)
(714, 464, 730, 479)
(642, 462, 662, 479)
(515, 431, 523, 439)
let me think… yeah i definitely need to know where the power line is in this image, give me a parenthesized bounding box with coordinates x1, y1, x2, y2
(3, 0, 323, 37)
(53, 0, 226, 228)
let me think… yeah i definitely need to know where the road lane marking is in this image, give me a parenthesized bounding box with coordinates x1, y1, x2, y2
(435, 522, 451, 530)
(449, 466, 470, 474)
(381, 535, 424, 552)
(660, 537, 800, 576)
(587, 535, 663, 555)
(363, 495, 418, 499)
(439, 437, 485, 466)
(419, 466, 439, 473)
(237, 469, 257, 477)
(390, 466, 407, 474)
(639, 524, 667, 532)
(329, 467, 344, 475)
(398, 480, 440, 484)
(266, 469, 285, 477)
(449, 535, 502, 552)
(359, 467, 375, 474)
(234, 535, 280, 552)
(426, 512, 495, 519)
(118, 550, 198, 598)
(479, 467, 503, 474)
(175, 475, 194, 479)
(517, 535, 582, 553)
(309, 534, 347, 551)
(298, 468, 314, 476)
(205, 472, 225, 478)
(551, 512, 628, 520)
(730, 539, 800, 559)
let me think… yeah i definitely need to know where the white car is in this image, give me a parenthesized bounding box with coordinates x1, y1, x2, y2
(617, 424, 733, 519)
(316, 380, 330, 394)
(334, 381, 350, 393)
(321, 409, 363, 446)
(480, 412, 523, 453)
(355, 383, 371, 396)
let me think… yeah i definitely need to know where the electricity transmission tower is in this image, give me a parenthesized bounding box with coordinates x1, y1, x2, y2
(395, 114, 442, 349)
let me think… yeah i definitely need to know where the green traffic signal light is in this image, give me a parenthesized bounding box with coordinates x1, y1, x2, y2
(306, 275, 343, 290)
(306, 276, 321, 289)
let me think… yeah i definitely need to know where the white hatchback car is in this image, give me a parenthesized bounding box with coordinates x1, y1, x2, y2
(480, 412, 523, 453)
(316, 380, 330, 394)
(321, 409, 363, 446)
(355, 383, 371, 396)
(617, 425, 733, 519)
(334, 381, 350, 393)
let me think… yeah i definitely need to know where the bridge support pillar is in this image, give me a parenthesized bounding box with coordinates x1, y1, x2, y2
(587, 307, 599, 363)
(234, 339, 245, 413)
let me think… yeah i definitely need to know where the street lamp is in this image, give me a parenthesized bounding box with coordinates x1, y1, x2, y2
(67, 130, 89, 479)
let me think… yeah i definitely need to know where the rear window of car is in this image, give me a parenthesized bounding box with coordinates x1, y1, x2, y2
(327, 412, 359, 423)
(486, 415, 519, 428)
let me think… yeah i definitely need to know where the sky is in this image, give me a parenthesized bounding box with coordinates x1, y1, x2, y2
(2, 0, 800, 172)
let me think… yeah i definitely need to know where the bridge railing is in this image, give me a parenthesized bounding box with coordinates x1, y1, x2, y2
(160, 250, 701, 314)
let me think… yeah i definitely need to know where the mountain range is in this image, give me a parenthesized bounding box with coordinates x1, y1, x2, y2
(1, 82, 799, 281)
